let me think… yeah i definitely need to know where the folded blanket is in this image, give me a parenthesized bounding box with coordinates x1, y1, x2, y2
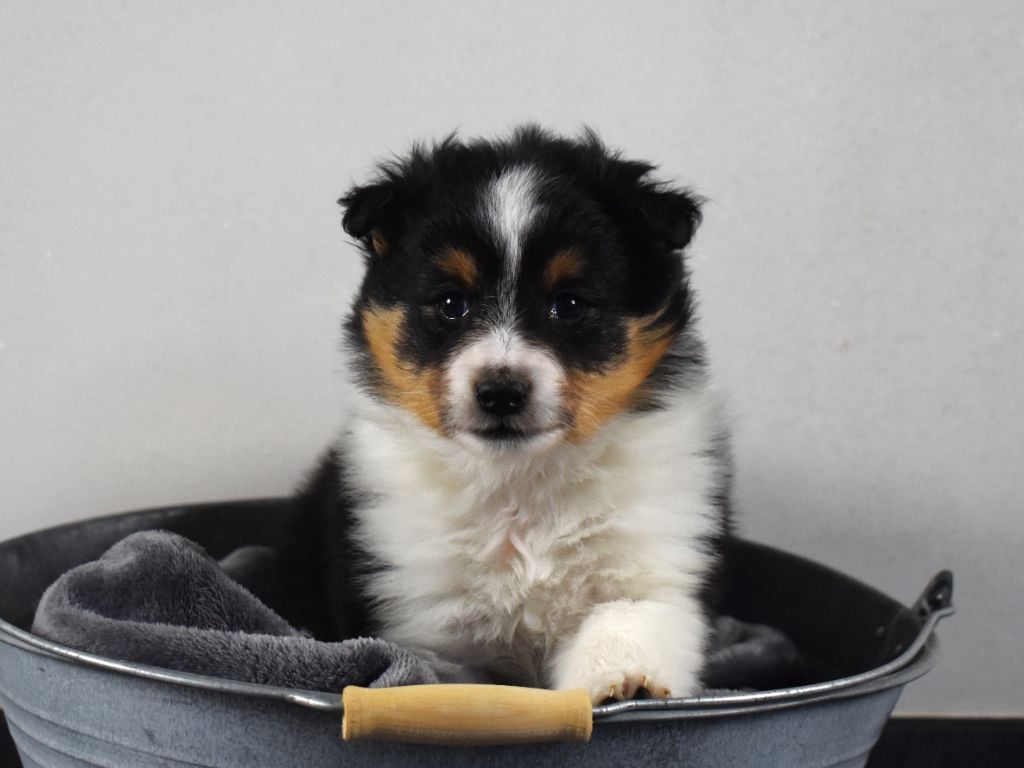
(32, 531, 438, 690)
(31, 530, 802, 694)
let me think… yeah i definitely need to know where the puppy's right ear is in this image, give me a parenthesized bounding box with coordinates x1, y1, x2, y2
(339, 179, 397, 256)
(635, 186, 703, 251)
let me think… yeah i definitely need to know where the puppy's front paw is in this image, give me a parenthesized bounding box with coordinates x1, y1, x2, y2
(550, 599, 705, 706)
(556, 645, 679, 705)
(588, 670, 674, 705)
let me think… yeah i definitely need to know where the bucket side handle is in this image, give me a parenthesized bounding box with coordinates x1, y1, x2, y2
(912, 570, 954, 619)
(882, 569, 955, 660)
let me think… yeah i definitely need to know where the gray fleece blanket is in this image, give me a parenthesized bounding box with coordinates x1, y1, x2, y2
(31, 531, 801, 694)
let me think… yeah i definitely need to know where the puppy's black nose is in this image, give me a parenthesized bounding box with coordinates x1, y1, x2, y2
(475, 370, 531, 417)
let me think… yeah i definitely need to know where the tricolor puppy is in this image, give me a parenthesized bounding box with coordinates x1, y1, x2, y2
(297, 127, 731, 704)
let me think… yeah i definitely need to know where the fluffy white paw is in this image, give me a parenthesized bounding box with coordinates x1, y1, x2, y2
(550, 599, 705, 706)
(585, 669, 674, 705)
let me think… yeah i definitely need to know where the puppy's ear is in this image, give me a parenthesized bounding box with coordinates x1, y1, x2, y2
(585, 132, 703, 251)
(338, 179, 397, 256)
(636, 187, 703, 250)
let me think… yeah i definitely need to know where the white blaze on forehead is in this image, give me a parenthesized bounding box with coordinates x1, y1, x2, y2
(486, 165, 543, 279)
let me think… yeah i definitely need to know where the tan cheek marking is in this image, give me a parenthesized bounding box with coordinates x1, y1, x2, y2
(564, 319, 676, 443)
(543, 248, 584, 289)
(360, 305, 445, 432)
(435, 247, 477, 287)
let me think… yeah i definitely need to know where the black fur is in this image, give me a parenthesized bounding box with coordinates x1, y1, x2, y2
(289, 445, 377, 640)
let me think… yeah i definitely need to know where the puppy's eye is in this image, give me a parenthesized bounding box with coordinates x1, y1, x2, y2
(550, 292, 585, 321)
(437, 290, 470, 321)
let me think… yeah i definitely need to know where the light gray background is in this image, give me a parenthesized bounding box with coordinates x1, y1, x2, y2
(1, 1, 1021, 715)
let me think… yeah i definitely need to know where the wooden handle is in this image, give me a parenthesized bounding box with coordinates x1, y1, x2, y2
(341, 684, 593, 745)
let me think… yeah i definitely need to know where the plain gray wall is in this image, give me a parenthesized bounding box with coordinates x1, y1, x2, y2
(1, 1, 1021, 714)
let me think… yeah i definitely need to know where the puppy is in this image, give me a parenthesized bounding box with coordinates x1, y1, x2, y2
(295, 126, 731, 704)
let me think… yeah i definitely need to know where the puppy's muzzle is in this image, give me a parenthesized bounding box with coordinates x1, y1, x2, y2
(475, 368, 532, 418)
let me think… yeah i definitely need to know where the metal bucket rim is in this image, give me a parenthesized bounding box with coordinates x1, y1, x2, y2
(0, 594, 946, 723)
(0, 498, 952, 723)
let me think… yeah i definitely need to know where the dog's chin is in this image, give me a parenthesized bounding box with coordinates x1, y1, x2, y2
(454, 425, 565, 455)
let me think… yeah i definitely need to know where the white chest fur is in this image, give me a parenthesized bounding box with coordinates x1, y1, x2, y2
(340, 386, 726, 689)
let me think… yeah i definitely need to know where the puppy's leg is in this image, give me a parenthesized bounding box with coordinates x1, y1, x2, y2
(550, 598, 707, 705)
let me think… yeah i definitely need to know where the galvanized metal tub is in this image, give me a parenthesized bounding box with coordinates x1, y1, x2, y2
(0, 498, 952, 767)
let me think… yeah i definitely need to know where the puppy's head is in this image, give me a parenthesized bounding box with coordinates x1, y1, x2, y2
(341, 127, 703, 453)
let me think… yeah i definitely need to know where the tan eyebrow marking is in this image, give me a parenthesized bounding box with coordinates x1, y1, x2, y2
(543, 248, 584, 289)
(434, 247, 478, 286)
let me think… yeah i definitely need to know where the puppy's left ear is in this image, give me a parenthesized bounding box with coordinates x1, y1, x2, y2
(636, 187, 703, 250)
(338, 179, 398, 256)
